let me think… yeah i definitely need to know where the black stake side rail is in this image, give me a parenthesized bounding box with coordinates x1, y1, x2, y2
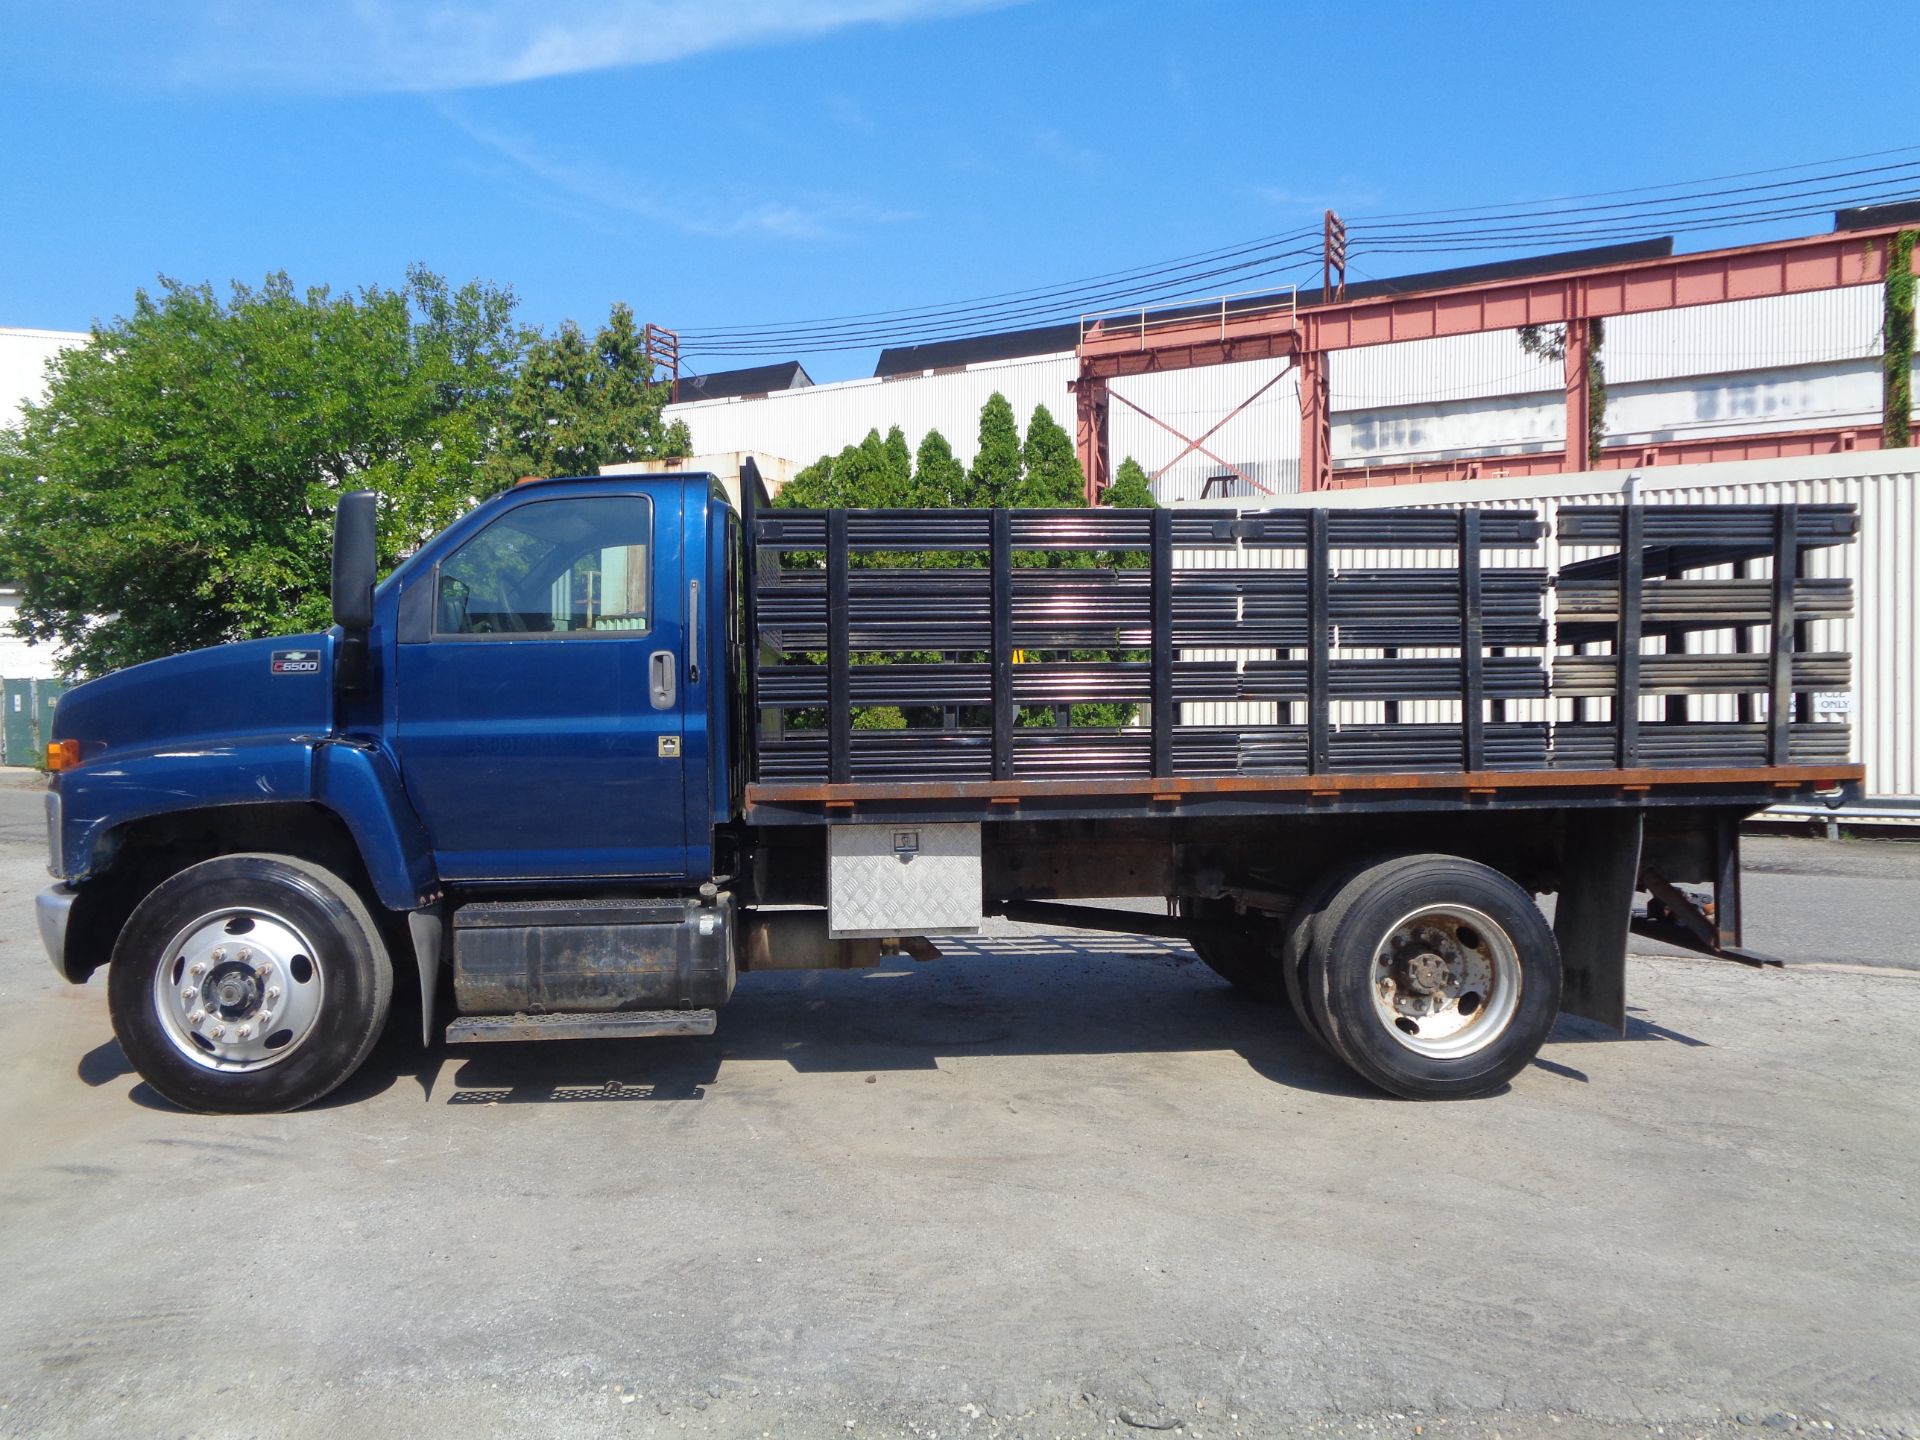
(747, 502, 1858, 789)
(1553, 501, 1857, 771)
(753, 507, 1550, 552)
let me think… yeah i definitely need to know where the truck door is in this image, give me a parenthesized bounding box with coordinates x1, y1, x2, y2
(390, 485, 690, 881)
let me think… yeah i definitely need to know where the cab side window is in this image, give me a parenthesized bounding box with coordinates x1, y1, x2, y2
(435, 495, 653, 638)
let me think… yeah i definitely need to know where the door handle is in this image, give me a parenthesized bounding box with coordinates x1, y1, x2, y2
(649, 650, 677, 710)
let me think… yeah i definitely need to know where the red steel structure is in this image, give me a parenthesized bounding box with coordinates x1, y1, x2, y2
(1073, 223, 1920, 504)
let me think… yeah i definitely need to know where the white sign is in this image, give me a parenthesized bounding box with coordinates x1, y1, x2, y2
(1813, 691, 1853, 718)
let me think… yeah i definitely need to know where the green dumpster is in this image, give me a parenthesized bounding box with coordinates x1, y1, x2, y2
(3, 678, 35, 766)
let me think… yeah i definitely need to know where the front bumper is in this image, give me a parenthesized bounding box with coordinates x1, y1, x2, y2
(36, 885, 76, 981)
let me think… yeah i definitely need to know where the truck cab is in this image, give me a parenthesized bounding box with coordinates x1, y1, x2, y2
(42, 473, 745, 1112)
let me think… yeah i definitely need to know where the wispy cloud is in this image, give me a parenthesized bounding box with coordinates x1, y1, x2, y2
(1252, 177, 1385, 217)
(1033, 127, 1104, 177)
(438, 104, 914, 241)
(183, 0, 1027, 93)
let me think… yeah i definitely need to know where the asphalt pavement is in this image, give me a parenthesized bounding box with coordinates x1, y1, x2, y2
(1, 769, 1917, 1440)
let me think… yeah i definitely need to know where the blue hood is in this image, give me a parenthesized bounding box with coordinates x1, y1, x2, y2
(55, 632, 335, 761)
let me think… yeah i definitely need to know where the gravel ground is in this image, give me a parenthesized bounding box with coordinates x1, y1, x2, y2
(0, 785, 1916, 1440)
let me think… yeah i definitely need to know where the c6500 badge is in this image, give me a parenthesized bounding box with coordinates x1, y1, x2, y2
(270, 649, 321, 675)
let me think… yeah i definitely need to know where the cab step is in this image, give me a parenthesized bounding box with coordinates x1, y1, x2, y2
(444, 1009, 717, 1044)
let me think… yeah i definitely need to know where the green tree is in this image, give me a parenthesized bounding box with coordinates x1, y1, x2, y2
(1102, 456, 1156, 508)
(493, 301, 689, 483)
(1097, 456, 1157, 570)
(777, 452, 837, 510)
(883, 425, 914, 495)
(911, 428, 966, 508)
(1017, 403, 1083, 509)
(968, 391, 1023, 507)
(0, 267, 525, 676)
(777, 429, 912, 513)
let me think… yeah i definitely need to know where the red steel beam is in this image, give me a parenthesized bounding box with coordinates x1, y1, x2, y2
(1080, 224, 1909, 377)
(1077, 222, 1917, 501)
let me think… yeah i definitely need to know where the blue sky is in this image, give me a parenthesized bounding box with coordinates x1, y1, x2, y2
(2, 0, 1915, 381)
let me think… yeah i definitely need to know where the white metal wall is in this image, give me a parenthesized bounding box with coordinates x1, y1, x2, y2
(1169, 451, 1920, 806)
(0, 326, 86, 433)
(669, 352, 1079, 474)
(0, 592, 62, 680)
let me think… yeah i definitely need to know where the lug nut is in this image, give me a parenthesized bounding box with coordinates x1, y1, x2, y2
(236, 947, 252, 963)
(257, 1012, 272, 1027)
(210, 949, 225, 963)
(210, 1025, 224, 1039)
(237, 1027, 252, 1040)
(182, 988, 196, 1003)
(190, 1010, 206, 1025)
(266, 988, 280, 1003)
(190, 962, 204, 978)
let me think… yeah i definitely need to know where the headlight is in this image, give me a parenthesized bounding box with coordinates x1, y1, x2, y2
(45, 789, 62, 879)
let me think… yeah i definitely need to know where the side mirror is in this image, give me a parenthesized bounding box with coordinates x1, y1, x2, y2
(331, 490, 378, 631)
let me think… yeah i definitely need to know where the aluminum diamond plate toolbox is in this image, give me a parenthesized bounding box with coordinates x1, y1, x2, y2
(828, 822, 982, 938)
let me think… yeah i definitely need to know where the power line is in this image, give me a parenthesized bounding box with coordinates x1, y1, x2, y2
(681, 249, 1323, 356)
(674, 149, 1920, 365)
(678, 225, 1320, 339)
(1347, 163, 1920, 241)
(1349, 143, 1920, 221)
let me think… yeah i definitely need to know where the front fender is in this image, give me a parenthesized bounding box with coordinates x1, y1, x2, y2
(59, 740, 318, 881)
(57, 737, 439, 913)
(310, 741, 439, 910)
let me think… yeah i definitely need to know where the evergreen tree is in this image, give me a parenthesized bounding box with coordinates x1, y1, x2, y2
(883, 425, 914, 496)
(1102, 456, 1156, 508)
(777, 452, 836, 509)
(1098, 457, 1157, 569)
(911, 428, 966, 508)
(967, 391, 1023, 507)
(1018, 404, 1084, 509)
(840, 428, 910, 507)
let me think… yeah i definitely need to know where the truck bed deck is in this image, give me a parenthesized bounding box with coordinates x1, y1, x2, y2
(745, 763, 1862, 824)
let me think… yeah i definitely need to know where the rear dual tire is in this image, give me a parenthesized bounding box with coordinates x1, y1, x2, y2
(1300, 854, 1561, 1100)
(1181, 898, 1287, 1002)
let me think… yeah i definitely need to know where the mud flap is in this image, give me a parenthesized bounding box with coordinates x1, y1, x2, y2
(1553, 810, 1643, 1033)
(408, 906, 445, 1047)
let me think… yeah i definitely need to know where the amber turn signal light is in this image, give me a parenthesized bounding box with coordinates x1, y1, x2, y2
(45, 739, 80, 772)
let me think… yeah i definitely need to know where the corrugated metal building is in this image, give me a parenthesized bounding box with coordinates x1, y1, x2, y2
(666, 284, 1908, 503)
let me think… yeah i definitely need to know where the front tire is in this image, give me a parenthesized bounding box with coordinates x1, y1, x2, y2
(107, 854, 394, 1113)
(1306, 854, 1560, 1100)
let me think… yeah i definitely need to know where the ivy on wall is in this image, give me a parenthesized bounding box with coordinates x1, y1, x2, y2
(1885, 229, 1916, 450)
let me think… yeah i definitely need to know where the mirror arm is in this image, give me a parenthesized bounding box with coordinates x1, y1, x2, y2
(335, 629, 370, 696)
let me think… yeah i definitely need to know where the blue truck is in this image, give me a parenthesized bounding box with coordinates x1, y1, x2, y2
(35, 464, 1862, 1111)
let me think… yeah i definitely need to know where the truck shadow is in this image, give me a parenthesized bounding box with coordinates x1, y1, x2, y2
(326, 935, 1707, 1110)
(345, 936, 1371, 1106)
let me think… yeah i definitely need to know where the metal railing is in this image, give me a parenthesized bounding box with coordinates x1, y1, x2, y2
(1079, 286, 1299, 349)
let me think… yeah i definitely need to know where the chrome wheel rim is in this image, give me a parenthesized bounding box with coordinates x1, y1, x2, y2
(1368, 903, 1521, 1059)
(150, 907, 326, 1071)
